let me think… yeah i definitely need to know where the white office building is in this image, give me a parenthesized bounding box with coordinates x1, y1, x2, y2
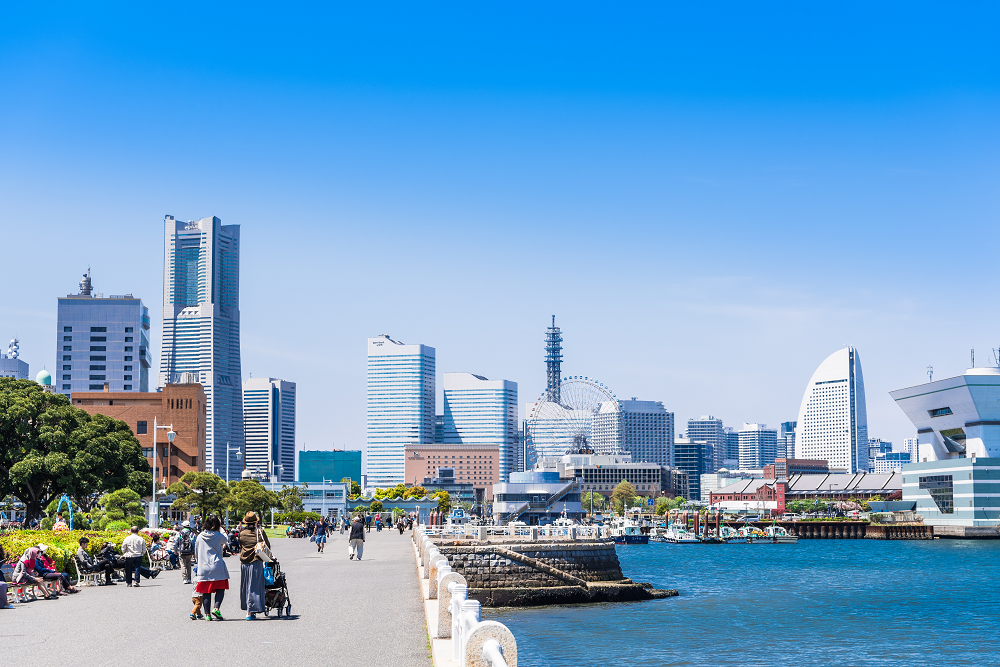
(794, 347, 869, 473)
(0, 337, 28, 379)
(56, 271, 151, 395)
(738, 423, 777, 469)
(687, 416, 724, 471)
(614, 399, 674, 467)
(901, 437, 919, 457)
(366, 335, 435, 487)
(243, 377, 296, 484)
(441, 372, 518, 482)
(160, 215, 243, 479)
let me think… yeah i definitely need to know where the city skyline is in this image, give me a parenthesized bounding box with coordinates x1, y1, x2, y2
(3, 6, 999, 460)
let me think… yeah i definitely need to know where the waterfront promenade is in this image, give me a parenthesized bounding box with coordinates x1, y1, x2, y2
(2, 529, 431, 666)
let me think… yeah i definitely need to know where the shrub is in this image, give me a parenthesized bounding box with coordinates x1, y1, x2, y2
(0, 529, 153, 578)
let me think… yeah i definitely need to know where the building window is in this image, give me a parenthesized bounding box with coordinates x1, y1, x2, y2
(89, 384, 103, 390)
(63, 336, 72, 341)
(91, 346, 106, 351)
(90, 355, 106, 361)
(62, 384, 71, 390)
(63, 365, 71, 371)
(124, 385, 132, 391)
(89, 375, 106, 380)
(90, 365, 106, 371)
(124, 356, 132, 361)
(90, 327, 107, 332)
(928, 407, 953, 418)
(63, 326, 72, 332)
(125, 327, 133, 333)
(125, 337, 133, 342)
(63, 346, 71, 351)
(142, 448, 153, 457)
(62, 355, 71, 361)
(124, 365, 132, 371)
(124, 375, 132, 381)
(62, 374, 71, 380)
(136, 421, 147, 434)
(124, 346, 133, 352)
(90, 336, 106, 342)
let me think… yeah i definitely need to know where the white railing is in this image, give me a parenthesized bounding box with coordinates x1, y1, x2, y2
(414, 526, 518, 667)
(419, 522, 608, 540)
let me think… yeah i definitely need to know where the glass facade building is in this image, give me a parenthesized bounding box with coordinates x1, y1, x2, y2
(366, 335, 435, 488)
(687, 416, 725, 471)
(298, 450, 362, 485)
(615, 399, 673, 467)
(56, 270, 150, 396)
(160, 215, 243, 479)
(441, 372, 518, 482)
(242, 377, 295, 483)
(738, 423, 778, 469)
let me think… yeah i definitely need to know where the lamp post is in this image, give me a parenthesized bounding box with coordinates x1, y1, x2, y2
(322, 478, 332, 519)
(224, 442, 243, 530)
(271, 465, 284, 528)
(151, 418, 175, 530)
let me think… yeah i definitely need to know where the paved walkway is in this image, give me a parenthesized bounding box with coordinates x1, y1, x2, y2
(1, 528, 431, 667)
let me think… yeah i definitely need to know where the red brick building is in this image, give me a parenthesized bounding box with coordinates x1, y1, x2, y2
(72, 383, 206, 487)
(709, 478, 788, 514)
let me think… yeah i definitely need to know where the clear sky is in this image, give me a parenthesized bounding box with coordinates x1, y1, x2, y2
(2, 4, 998, 460)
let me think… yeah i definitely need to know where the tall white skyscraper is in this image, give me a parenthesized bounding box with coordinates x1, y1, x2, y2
(242, 377, 295, 483)
(795, 347, 868, 473)
(441, 372, 518, 482)
(738, 423, 777, 469)
(687, 416, 724, 471)
(615, 399, 674, 466)
(366, 335, 435, 487)
(160, 215, 243, 479)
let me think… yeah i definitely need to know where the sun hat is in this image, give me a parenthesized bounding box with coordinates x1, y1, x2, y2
(243, 511, 258, 523)
(37, 544, 49, 553)
(182, 520, 190, 527)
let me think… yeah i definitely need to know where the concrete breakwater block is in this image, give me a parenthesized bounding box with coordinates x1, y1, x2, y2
(429, 537, 677, 607)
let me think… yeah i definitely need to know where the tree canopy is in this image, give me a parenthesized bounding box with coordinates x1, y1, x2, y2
(582, 491, 605, 512)
(276, 484, 305, 513)
(227, 479, 280, 520)
(0, 378, 152, 519)
(431, 490, 451, 513)
(167, 471, 229, 518)
(610, 480, 636, 513)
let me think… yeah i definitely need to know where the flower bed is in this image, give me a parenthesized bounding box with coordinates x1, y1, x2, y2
(0, 529, 153, 574)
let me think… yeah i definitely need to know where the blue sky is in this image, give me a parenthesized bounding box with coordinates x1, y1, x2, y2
(2, 3, 998, 458)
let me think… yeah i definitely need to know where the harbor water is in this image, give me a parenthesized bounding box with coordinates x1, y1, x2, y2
(485, 538, 1000, 666)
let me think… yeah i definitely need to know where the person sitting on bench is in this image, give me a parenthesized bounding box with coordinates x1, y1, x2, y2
(76, 537, 116, 586)
(11, 547, 58, 600)
(36, 545, 79, 595)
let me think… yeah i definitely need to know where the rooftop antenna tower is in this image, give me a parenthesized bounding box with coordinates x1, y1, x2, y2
(545, 315, 563, 403)
(927, 365, 933, 382)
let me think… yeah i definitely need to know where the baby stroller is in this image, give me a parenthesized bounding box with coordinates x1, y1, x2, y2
(263, 558, 291, 618)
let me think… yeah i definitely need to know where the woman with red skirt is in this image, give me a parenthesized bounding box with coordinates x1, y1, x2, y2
(192, 515, 230, 620)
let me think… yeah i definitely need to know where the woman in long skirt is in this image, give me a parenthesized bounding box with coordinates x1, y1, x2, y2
(193, 515, 230, 620)
(238, 511, 270, 621)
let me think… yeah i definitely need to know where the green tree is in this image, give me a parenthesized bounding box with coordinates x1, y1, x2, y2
(610, 480, 636, 513)
(404, 485, 427, 500)
(582, 491, 605, 512)
(344, 479, 362, 498)
(0, 378, 152, 520)
(369, 499, 384, 512)
(431, 490, 451, 514)
(276, 484, 306, 513)
(459, 500, 474, 511)
(227, 479, 280, 521)
(654, 497, 670, 516)
(91, 488, 147, 529)
(167, 471, 229, 518)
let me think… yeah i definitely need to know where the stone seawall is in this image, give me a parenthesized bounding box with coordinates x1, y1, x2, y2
(429, 537, 677, 607)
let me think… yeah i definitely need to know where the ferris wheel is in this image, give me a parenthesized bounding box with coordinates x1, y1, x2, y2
(527, 376, 623, 457)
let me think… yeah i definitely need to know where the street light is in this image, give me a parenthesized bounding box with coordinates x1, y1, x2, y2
(322, 478, 332, 519)
(224, 442, 243, 530)
(271, 465, 284, 528)
(151, 418, 175, 530)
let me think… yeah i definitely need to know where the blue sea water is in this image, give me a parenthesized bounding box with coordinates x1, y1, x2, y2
(484, 539, 1000, 666)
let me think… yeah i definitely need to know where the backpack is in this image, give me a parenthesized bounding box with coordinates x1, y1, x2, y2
(180, 532, 195, 555)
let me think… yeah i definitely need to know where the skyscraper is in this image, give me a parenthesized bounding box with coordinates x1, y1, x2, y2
(441, 372, 518, 482)
(242, 377, 295, 483)
(616, 399, 674, 466)
(56, 270, 150, 396)
(738, 423, 778, 469)
(0, 337, 29, 379)
(795, 347, 869, 473)
(687, 416, 724, 471)
(366, 335, 435, 487)
(673, 437, 706, 500)
(722, 427, 740, 467)
(777, 421, 797, 459)
(160, 215, 243, 479)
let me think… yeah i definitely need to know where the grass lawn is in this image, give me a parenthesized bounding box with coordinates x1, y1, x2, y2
(264, 526, 289, 539)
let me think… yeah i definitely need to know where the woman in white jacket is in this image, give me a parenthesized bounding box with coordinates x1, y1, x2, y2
(192, 515, 230, 620)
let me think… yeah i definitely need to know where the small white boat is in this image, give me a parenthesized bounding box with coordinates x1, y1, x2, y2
(663, 524, 700, 544)
(719, 525, 747, 544)
(763, 524, 798, 544)
(609, 516, 650, 544)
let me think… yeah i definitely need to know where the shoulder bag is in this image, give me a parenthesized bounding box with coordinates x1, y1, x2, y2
(255, 527, 273, 563)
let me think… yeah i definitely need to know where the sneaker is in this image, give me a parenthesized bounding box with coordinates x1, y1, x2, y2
(246, 614, 256, 621)
(127, 583, 132, 587)
(211, 609, 223, 620)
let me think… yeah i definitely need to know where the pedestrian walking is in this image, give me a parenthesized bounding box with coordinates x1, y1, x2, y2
(339, 516, 345, 535)
(121, 526, 158, 587)
(348, 514, 366, 561)
(178, 520, 196, 584)
(237, 511, 270, 620)
(193, 515, 230, 620)
(315, 521, 327, 553)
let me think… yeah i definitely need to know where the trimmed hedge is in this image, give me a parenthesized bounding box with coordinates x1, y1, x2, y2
(0, 529, 153, 577)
